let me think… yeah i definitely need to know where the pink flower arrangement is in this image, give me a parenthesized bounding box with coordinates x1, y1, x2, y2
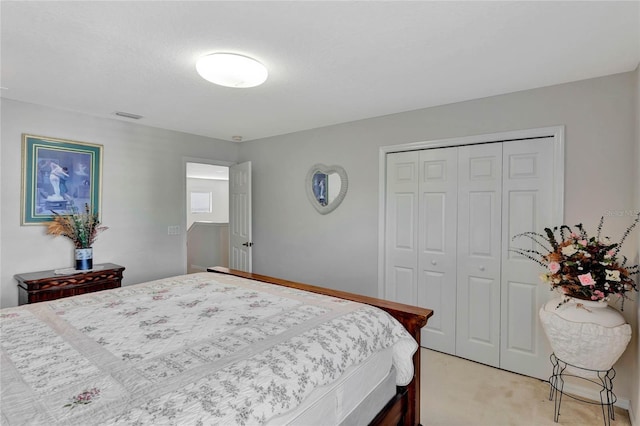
(512, 213, 639, 309)
(64, 387, 101, 408)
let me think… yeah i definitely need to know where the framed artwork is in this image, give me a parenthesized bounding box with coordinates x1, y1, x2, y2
(21, 134, 103, 225)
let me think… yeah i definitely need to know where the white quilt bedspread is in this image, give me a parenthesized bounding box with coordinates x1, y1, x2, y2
(0, 272, 417, 425)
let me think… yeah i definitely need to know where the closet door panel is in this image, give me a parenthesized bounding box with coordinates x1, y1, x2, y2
(385, 152, 418, 305)
(423, 193, 446, 251)
(391, 266, 416, 305)
(456, 144, 502, 367)
(418, 148, 457, 354)
(505, 281, 536, 351)
(468, 193, 495, 256)
(500, 138, 554, 380)
(418, 270, 445, 340)
(394, 194, 416, 249)
(466, 275, 496, 344)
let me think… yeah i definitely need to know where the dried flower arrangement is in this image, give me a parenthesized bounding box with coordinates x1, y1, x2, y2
(46, 204, 107, 248)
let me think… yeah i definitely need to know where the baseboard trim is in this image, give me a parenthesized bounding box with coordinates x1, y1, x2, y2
(189, 264, 208, 272)
(560, 382, 630, 411)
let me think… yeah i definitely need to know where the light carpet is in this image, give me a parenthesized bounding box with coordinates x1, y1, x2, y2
(421, 349, 631, 426)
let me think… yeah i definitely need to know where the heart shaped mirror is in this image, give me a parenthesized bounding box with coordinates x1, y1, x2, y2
(305, 164, 348, 214)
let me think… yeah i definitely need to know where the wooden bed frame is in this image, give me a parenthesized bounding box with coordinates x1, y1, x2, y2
(208, 267, 433, 426)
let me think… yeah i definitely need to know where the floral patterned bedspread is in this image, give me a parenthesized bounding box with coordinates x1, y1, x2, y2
(0, 272, 417, 425)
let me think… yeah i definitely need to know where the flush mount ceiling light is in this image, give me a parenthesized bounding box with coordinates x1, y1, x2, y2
(196, 53, 268, 88)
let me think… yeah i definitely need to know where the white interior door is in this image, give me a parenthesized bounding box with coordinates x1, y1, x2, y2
(418, 148, 458, 354)
(456, 143, 503, 367)
(384, 151, 419, 305)
(229, 161, 252, 272)
(500, 138, 554, 380)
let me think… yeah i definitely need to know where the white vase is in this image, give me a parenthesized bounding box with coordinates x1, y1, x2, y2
(539, 297, 631, 375)
(75, 247, 93, 270)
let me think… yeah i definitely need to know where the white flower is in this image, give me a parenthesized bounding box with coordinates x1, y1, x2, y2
(561, 245, 578, 256)
(606, 270, 621, 282)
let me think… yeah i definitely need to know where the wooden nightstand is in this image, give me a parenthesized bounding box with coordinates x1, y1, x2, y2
(15, 263, 125, 305)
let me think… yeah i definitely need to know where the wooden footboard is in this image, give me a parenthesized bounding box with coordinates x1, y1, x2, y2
(207, 267, 433, 426)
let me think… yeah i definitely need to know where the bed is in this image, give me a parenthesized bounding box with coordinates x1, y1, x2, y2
(1, 267, 433, 425)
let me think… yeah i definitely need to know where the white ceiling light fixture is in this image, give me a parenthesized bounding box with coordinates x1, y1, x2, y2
(196, 53, 268, 88)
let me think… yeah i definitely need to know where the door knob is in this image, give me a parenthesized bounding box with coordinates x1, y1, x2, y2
(431, 260, 437, 265)
(479, 266, 485, 271)
(242, 242, 254, 247)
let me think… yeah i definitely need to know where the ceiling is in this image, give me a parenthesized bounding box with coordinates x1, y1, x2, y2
(2, 1, 639, 142)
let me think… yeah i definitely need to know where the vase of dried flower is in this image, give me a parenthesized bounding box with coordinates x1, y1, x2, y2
(539, 297, 631, 375)
(75, 247, 93, 271)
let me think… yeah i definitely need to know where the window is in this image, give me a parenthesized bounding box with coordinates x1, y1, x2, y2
(190, 191, 212, 213)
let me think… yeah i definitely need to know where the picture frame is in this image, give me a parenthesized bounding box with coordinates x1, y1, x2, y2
(21, 134, 103, 225)
(312, 172, 328, 206)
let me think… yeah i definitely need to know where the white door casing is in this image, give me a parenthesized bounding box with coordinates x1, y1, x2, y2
(229, 161, 252, 272)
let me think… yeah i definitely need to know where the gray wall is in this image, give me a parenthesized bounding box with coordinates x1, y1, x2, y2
(239, 71, 639, 404)
(0, 99, 239, 308)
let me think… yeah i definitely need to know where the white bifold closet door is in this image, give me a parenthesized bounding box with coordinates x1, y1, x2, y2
(456, 143, 503, 367)
(417, 148, 458, 355)
(385, 138, 554, 380)
(500, 139, 555, 378)
(384, 151, 420, 307)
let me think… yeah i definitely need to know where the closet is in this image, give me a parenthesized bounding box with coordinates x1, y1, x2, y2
(384, 137, 557, 379)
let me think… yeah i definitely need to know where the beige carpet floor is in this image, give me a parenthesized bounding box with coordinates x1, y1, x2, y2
(421, 349, 631, 426)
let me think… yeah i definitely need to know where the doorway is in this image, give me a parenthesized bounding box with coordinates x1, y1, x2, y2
(186, 162, 230, 273)
(378, 126, 565, 381)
